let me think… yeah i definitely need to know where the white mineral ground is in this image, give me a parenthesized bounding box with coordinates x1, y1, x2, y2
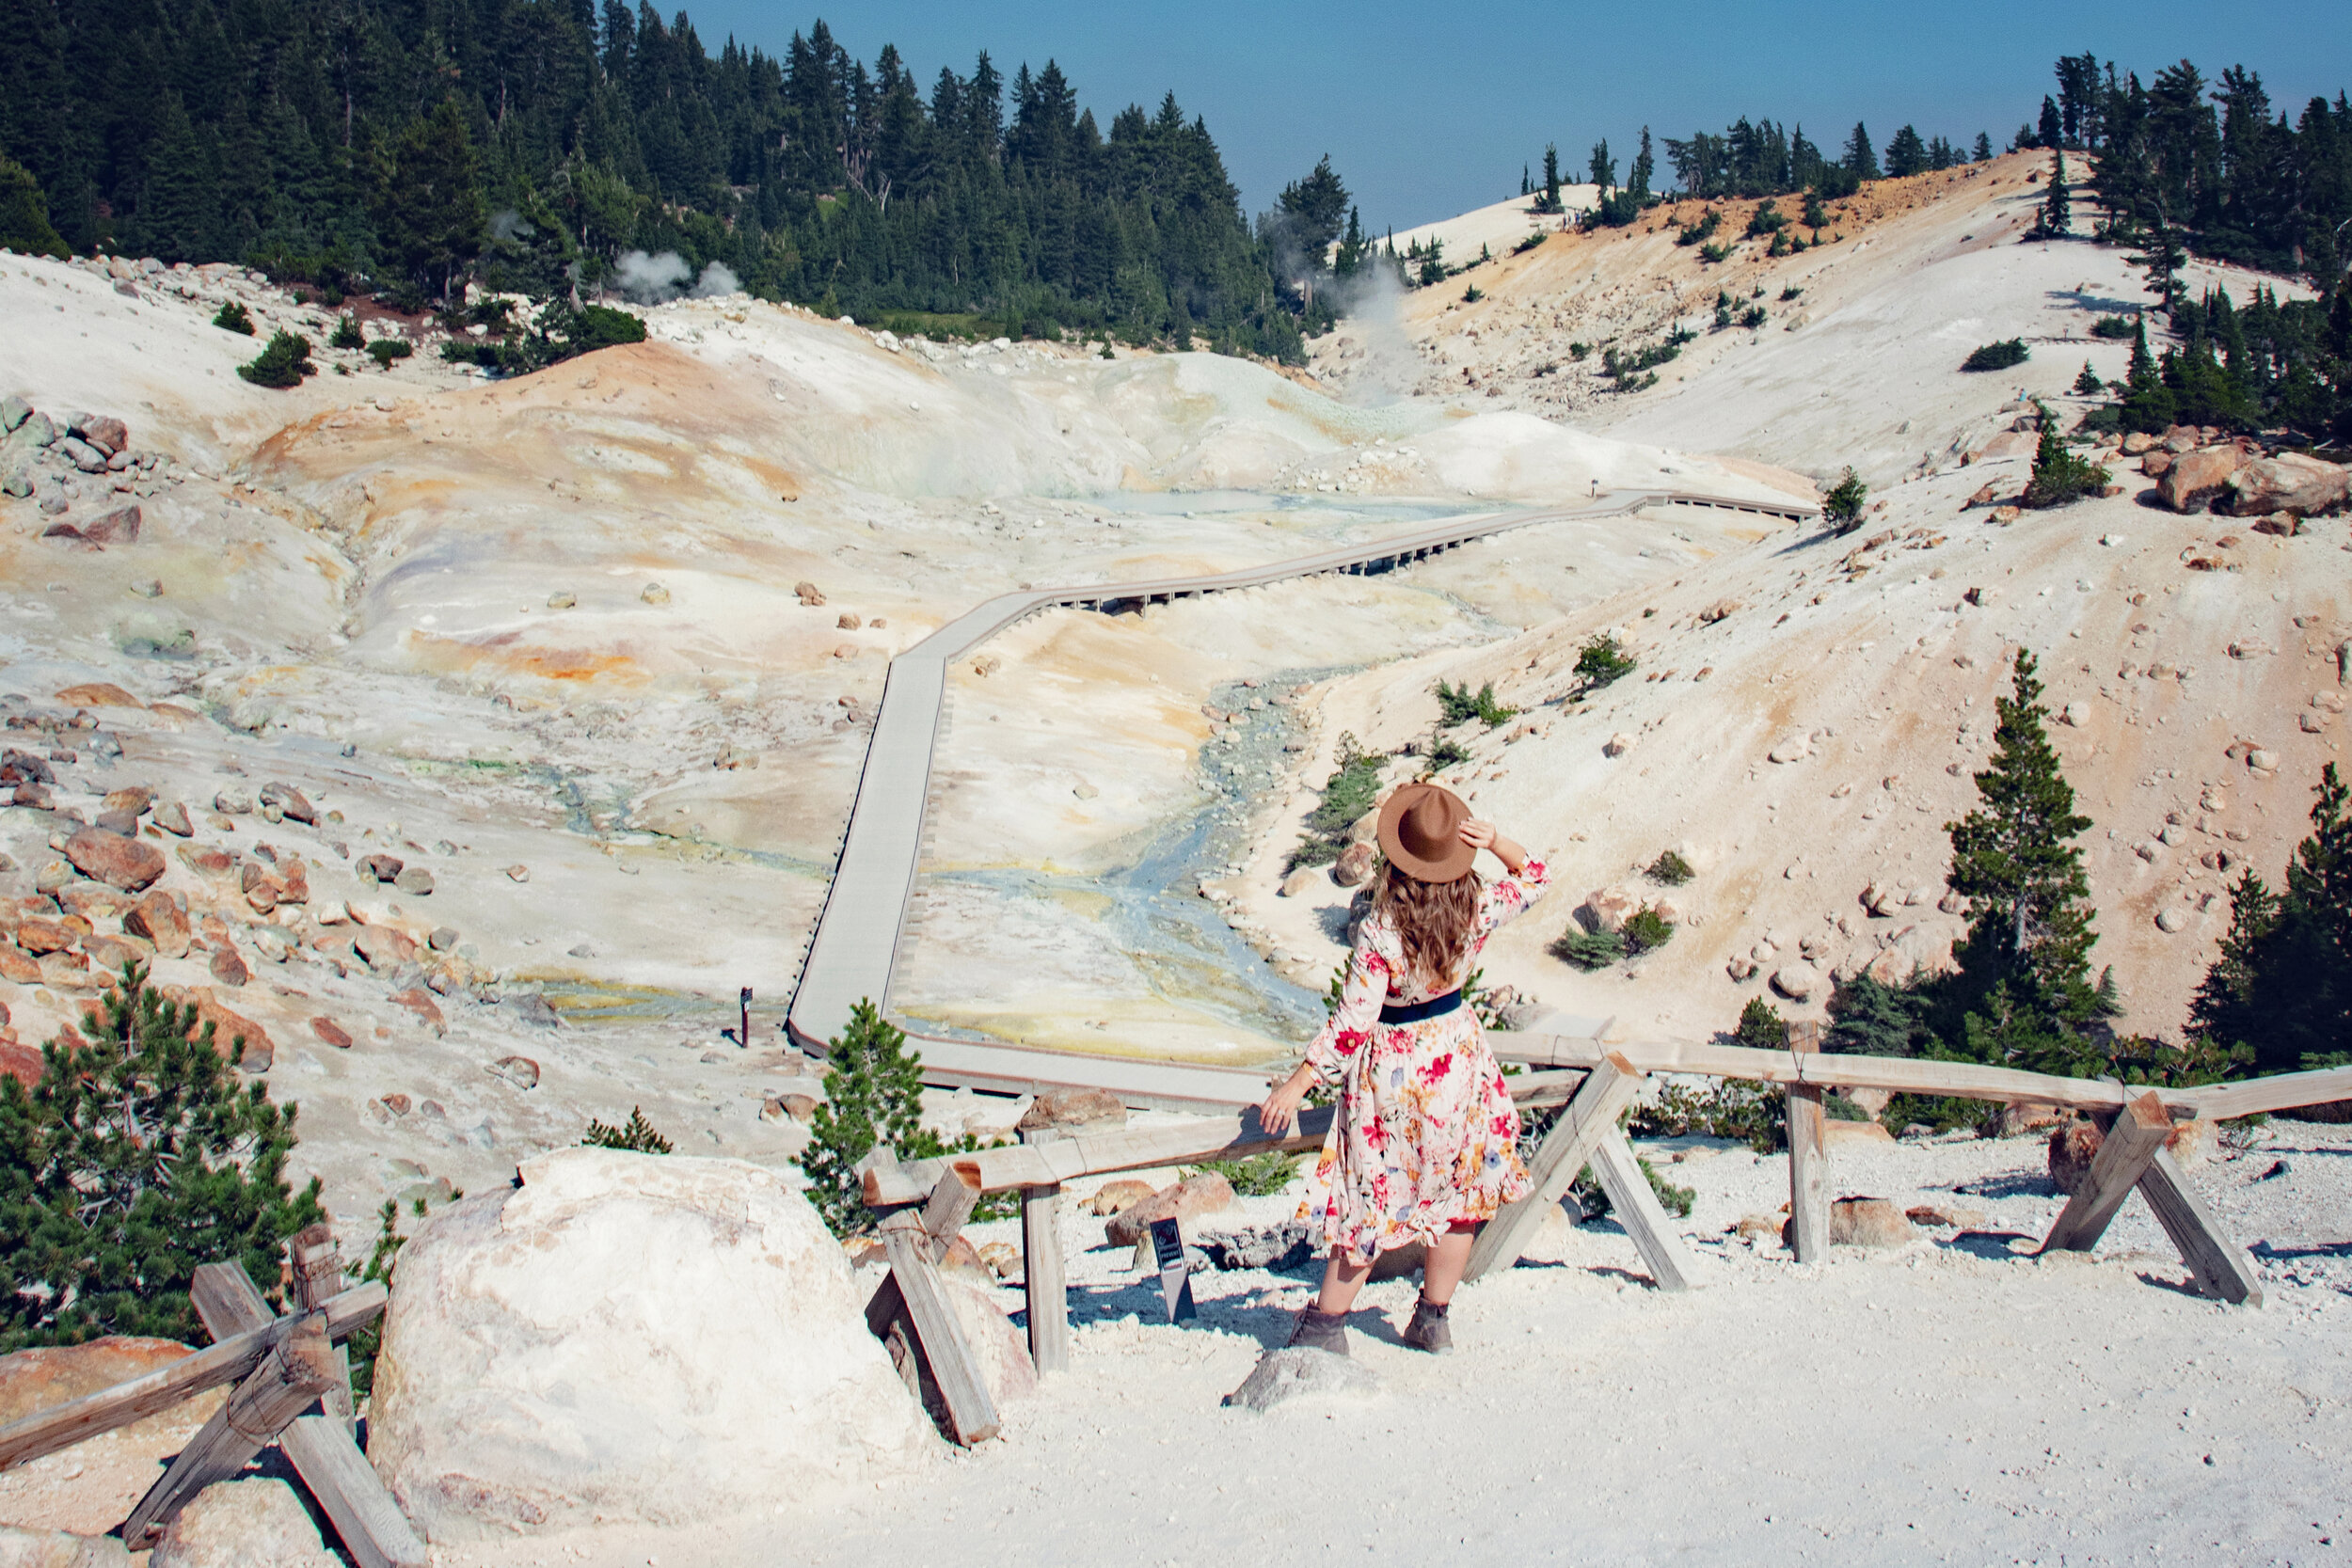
(1, 147, 2347, 1563)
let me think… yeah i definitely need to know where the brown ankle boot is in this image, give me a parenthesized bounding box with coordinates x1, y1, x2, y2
(1285, 1306, 1349, 1355)
(1402, 1297, 1453, 1354)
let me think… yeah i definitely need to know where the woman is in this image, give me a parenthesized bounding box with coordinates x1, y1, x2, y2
(1256, 781, 1549, 1355)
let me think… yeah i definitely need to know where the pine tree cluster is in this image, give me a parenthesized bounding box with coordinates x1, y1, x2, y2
(0, 8, 1338, 359)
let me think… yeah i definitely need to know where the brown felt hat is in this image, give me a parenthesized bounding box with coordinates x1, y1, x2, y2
(1377, 782, 1475, 883)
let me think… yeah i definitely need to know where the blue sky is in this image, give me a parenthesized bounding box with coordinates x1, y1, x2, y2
(680, 2, 2352, 230)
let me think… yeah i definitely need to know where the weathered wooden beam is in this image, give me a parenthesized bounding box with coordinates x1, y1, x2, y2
(2137, 1149, 2265, 1307)
(877, 1212, 1000, 1445)
(2169, 1064, 2352, 1123)
(184, 1262, 428, 1568)
(1586, 1132, 1697, 1292)
(121, 1312, 338, 1547)
(921, 1161, 983, 1259)
(1495, 1035, 2140, 1113)
(2041, 1091, 2174, 1255)
(288, 1227, 355, 1433)
(865, 1071, 1594, 1207)
(1018, 1127, 1070, 1376)
(0, 1282, 386, 1473)
(1786, 1022, 1830, 1265)
(1466, 1053, 1640, 1281)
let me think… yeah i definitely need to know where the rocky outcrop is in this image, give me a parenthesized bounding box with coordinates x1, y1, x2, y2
(2223, 451, 2348, 517)
(0, 1527, 133, 1567)
(60, 830, 165, 893)
(2155, 446, 2242, 513)
(368, 1148, 936, 1540)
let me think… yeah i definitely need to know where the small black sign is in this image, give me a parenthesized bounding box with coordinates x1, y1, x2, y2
(1149, 1216, 1197, 1323)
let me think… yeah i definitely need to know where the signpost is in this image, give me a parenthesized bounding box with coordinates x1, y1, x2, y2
(1149, 1217, 1197, 1323)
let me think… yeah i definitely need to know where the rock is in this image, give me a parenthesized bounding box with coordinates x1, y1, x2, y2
(72, 415, 127, 455)
(1603, 732, 1635, 757)
(1823, 1196, 1913, 1247)
(488, 1054, 539, 1088)
(390, 989, 446, 1033)
(1860, 882, 1899, 917)
(1989, 505, 2021, 525)
(208, 945, 250, 987)
(1331, 841, 1378, 887)
(1222, 1346, 1378, 1411)
(1820, 1119, 1895, 1148)
(1770, 962, 1821, 1002)
(2048, 1122, 2102, 1195)
(2224, 451, 2348, 517)
(1086, 1178, 1157, 1215)
(2156, 446, 2243, 513)
(1104, 1174, 1238, 1246)
(1017, 1087, 1127, 1132)
(310, 1016, 353, 1050)
(80, 506, 138, 545)
(0, 396, 27, 433)
(547, 591, 576, 610)
(932, 1275, 1036, 1407)
(2252, 512, 2300, 537)
(501, 992, 563, 1028)
(393, 866, 435, 895)
(976, 1241, 1020, 1279)
(506, 863, 531, 882)
(0, 1526, 133, 1566)
(1073, 782, 1099, 800)
(212, 789, 253, 816)
(2121, 432, 2156, 455)
(352, 925, 418, 972)
(1732, 1213, 1783, 1243)
(151, 800, 192, 836)
(2060, 701, 2090, 726)
(151, 1478, 338, 1568)
(1278, 868, 1319, 897)
(367, 1148, 938, 1538)
(761, 1093, 820, 1123)
(62, 829, 164, 892)
(2155, 907, 2188, 932)
(836, 611, 863, 630)
(0, 947, 38, 985)
(1767, 734, 1811, 764)
(122, 892, 189, 958)
(1579, 886, 1640, 933)
(641, 581, 670, 604)
(794, 580, 826, 607)
(2139, 451, 2172, 478)
(1199, 1222, 1315, 1271)
(1963, 483, 1997, 508)
(357, 853, 404, 883)
(258, 783, 314, 824)
(430, 926, 460, 951)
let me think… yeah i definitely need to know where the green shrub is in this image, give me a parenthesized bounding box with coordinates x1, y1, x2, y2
(2088, 314, 2136, 340)
(2073, 360, 2104, 395)
(1193, 1150, 1300, 1196)
(1572, 634, 1636, 692)
(1822, 466, 1868, 531)
(1744, 200, 1788, 238)
(366, 338, 413, 367)
(1779, 285, 1804, 302)
(1621, 906, 1675, 955)
(329, 314, 366, 351)
(1735, 996, 1788, 1050)
(1462, 284, 1484, 304)
(212, 300, 255, 335)
(1634, 1078, 1785, 1154)
(236, 330, 313, 388)
(1675, 209, 1722, 246)
(0, 966, 325, 1349)
(1962, 338, 2029, 372)
(1646, 849, 1693, 885)
(582, 1107, 673, 1152)
(1567, 341, 1590, 359)
(2021, 400, 2110, 509)
(1550, 927, 1626, 970)
(1435, 679, 1518, 728)
(1289, 732, 1385, 870)
(1427, 736, 1471, 770)
(1740, 305, 1767, 329)
(1567, 1157, 1693, 1219)
(1513, 231, 1547, 255)
(1698, 241, 1731, 264)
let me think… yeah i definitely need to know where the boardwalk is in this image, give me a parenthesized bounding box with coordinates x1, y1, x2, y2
(783, 486, 1818, 1102)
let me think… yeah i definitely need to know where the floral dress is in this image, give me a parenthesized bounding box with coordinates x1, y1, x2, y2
(1296, 858, 1549, 1263)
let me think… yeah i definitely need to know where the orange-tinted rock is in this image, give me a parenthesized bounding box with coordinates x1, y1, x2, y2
(0, 1039, 43, 1086)
(207, 945, 249, 987)
(11, 919, 72, 956)
(0, 944, 39, 983)
(310, 1016, 354, 1050)
(178, 846, 237, 878)
(62, 829, 165, 893)
(123, 892, 189, 958)
(2155, 446, 2242, 513)
(52, 683, 144, 709)
(155, 986, 271, 1069)
(351, 925, 417, 972)
(389, 988, 446, 1034)
(1104, 1173, 1239, 1246)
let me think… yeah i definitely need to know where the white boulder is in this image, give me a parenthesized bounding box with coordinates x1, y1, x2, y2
(151, 1479, 337, 1568)
(368, 1148, 938, 1541)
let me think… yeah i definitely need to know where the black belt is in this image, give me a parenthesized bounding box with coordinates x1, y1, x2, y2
(1379, 990, 1462, 1025)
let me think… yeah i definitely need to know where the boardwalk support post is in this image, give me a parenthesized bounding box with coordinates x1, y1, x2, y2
(1786, 1021, 1830, 1263)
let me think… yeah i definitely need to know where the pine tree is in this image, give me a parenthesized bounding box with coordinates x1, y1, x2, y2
(1587, 137, 1614, 191)
(0, 154, 68, 259)
(2038, 95, 2064, 153)
(2073, 360, 2103, 394)
(2188, 765, 2351, 1072)
(796, 1000, 932, 1236)
(1943, 649, 2102, 1039)
(1629, 127, 1654, 201)
(1884, 124, 1928, 178)
(0, 966, 325, 1348)
(237, 330, 314, 387)
(371, 100, 487, 302)
(2127, 314, 2157, 388)
(1841, 122, 1878, 182)
(2042, 148, 2072, 235)
(1973, 132, 1994, 163)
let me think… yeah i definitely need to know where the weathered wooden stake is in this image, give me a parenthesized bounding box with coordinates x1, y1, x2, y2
(877, 1211, 999, 1445)
(921, 1161, 984, 1259)
(122, 1312, 337, 1546)
(1585, 1132, 1698, 1292)
(2137, 1148, 2265, 1307)
(2041, 1091, 2173, 1254)
(1018, 1127, 1070, 1375)
(1785, 1020, 1830, 1264)
(288, 1225, 354, 1432)
(1466, 1055, 1638, 1281)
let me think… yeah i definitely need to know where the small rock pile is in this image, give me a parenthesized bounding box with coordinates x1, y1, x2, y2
(1, 397, 179, 539)
(2124, 426, 2350, 520)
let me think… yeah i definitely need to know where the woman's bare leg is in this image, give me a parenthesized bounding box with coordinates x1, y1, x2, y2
(1312, 1250, 1372, 1315)
(1420, 1227, 1477, 1306)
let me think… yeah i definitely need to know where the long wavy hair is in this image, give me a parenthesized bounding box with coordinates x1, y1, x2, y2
(1373, 861, 1484, 992)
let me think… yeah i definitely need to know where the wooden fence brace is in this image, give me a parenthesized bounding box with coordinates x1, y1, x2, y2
(2041, 1091, 2174, 1255)
(288, 1225, 355, 1433)
(2136, 1149, 2265, 1307)
(921, 1161, 984, 1259)
(1785, 1021, 1830, 1264)
(121, 1311, 338, 1547)
(1583, 1134, 1697, 1292)
(1465, 1060, 1627, 1281)
(1018, 1127, 1070, 1376)
(187, 1261, 429, 1568)
(876, 1211, 1000, 1445)
(0, 1282, 387, 1474)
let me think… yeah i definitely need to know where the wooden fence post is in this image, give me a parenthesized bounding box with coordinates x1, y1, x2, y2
(877, 1211, 1000, 1445)
(1018, 1128, 1069, 1375)
(1584, 1133, 1698, 1292)
(122, 1313, 337, 1547)
(1466, 1056, 1638, 1281)
(2041, 1091, 2173, 1254)
(1785, 1020, 1830, 1263)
